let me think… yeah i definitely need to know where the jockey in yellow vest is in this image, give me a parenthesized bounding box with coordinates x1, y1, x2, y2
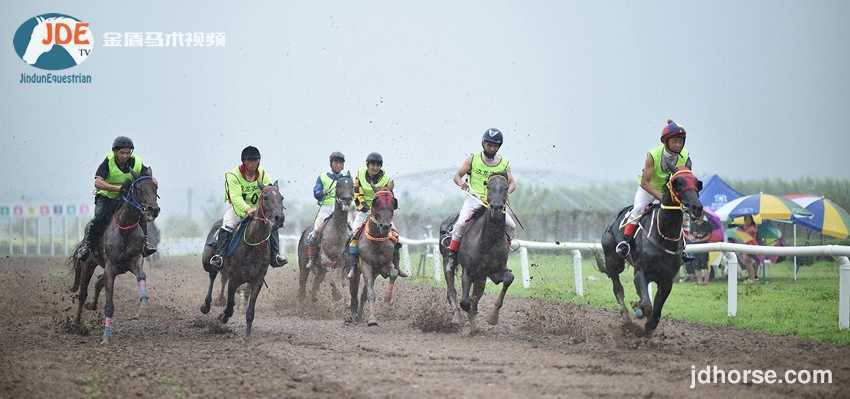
(348, 152, 408, 278)
(305, 151, 346, 257)
(77, 136, 158, 261)
(209, 146, 287, 269)
(616, 119, 694, 263)
(445, 128, 517, 272)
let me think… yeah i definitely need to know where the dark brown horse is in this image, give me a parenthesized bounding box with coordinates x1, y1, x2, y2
(439, 173, 513, 335)
(200, 182, 285, 338)
(349, 189, 399, 326)
(595, 165, 703, 333)
(68, 167, 160, 343)
(297, 174, 353, 304)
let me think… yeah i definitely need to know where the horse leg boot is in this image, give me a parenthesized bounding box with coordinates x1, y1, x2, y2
(347, 242, 359, 279)
(616, 223, 637, 258)
(210, 228, 233, 270)
(305, 230, 318, 268)
(268, 230, 288, 267)
(140, 218, 157, 257)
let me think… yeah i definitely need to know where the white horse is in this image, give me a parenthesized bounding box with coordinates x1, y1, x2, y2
(22, 16, 93, 66)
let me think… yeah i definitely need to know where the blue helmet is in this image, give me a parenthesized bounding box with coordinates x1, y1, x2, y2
(482, 128, 503, 145)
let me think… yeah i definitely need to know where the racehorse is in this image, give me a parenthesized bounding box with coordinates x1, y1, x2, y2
(297, 174, 353, 304)
(68, 167, 160, 344)
(199, 181, 285, 338)
(595, 165, 703, 333)
(438, 172, 514, 335)
(349, 189, 399, 326)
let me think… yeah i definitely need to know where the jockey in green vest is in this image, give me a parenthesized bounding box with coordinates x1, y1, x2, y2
(616, 119, 695, 263)
(305, 151, 347, 257)
(208, 146, 288, 269)
(78, 136, 158, 261)
(348, 152, 408, 278)
(445, 128, 517, 272)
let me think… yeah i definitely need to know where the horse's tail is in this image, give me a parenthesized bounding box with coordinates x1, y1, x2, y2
(592, 246, 608, 275)
(67, 240, 85, 292)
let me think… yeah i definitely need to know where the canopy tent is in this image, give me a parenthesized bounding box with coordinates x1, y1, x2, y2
(699, 174, 744, 211)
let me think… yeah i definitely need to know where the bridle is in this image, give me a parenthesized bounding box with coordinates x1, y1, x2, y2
(114, 175, 156, 230)
(243, 185, 281, 246)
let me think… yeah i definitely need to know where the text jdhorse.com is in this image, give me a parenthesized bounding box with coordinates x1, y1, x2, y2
(690, 365, 832, 388)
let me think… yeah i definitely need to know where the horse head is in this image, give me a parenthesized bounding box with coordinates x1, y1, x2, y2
(335, 174, 354, 213)
(122, 166, 160, 222)
(665, 165, 703, 221)
(257, 181, 285, 230)
(484, 173, 509, 219)
(22, 17, 53, 65)
(369, 189, 396, 237)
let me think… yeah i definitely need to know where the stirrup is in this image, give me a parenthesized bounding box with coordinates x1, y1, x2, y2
(77, 246, 91, 261)
(143, 243, 157, 258)
(210, 255, 223, 270)
(272, 254, 288, 268)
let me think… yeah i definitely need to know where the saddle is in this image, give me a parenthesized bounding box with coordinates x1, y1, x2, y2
(440, 207, 490, 243)
(618, 202, 660, 230)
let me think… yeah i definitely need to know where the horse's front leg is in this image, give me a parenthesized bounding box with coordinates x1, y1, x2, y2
(467, 279, 486, 335)
(646, 279, 674, 333)
(459, 266, 473, 313)
(218, 278, 238, 324)
(361, 262, 379, 326)
(244, 281, 264, 338)
(631, 269, 653, 320)
(201, 269, 218, 314)
(485, 269, 514, 326)
(349, 266, 361, 324)
(310, 265, 327, 303)
(101, 266, 117, 344)
(383, 262, 398, 309)
(132, 257, 149, 316)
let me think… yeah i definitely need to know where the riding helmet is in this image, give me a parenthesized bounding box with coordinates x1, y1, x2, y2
(112, 136, 134, 150)
(660, 119, 686, 143)
(366, 152, 383, 165)
(482, 128, 503, 145)
(241, 145, 261, 160)
(329, 151, 345, 163)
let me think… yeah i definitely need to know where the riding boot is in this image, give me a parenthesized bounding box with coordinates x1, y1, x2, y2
(78, 222, 98, 261)
(210, 228, 233, 270)
(305, 232, 318, 262)
(616, 223, 638, 258)
(140, 218, 157, 258)
(269, 230, 288, 268)
(445, 238, 460, 273)
(393, 243, 408, 277)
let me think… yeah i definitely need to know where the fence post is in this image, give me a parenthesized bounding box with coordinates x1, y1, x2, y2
(837, 256, 850, 330)
(571, 249, 583, 297)
(519, 246, 530, 289)
(431, 244, 442, 283)
(401, 244, 411, 277)
(726, 251, 739, 317)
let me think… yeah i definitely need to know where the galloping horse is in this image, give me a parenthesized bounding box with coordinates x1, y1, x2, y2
(349, 189, 399, 326)
(297, 174, 353, 304)
(200, 182, 285, 338)
(595, 165, 703, 333)
(68, 167, 160, 344)
(439, 172, 514, 335)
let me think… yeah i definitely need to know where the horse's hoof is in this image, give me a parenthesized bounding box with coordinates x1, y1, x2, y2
(460, 302, 471, 312)
(368, 316, 378, 326)
(200, 303, 211, 314)
(84, 302, 97, 311)
(383, 301, 392, 309)
(635, 308, 644, 319)
(451, 312, 464, 324)
(218, 314, 229, 324)
(136, 307, 151, 318)
(140, 297, 149, 308)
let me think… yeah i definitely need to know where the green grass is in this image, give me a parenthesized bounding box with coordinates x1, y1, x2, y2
(406, 250, 850, 345)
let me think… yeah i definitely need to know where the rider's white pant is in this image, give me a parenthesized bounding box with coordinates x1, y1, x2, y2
(451, 196, 516, 241)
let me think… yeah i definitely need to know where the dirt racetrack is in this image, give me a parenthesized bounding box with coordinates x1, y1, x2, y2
(1, 256, 848, 399)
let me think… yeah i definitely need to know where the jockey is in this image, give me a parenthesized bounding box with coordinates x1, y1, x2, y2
(209, 146, 287, 269)
(349, 152, 408, 278)
(305, 151, 347, 258)
(616, 119, 694, 262)
(78, 136, 158, 261)
(445, 128, 517, 272)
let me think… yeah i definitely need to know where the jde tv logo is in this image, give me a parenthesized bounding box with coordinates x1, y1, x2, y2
(13, 13, 93, 70)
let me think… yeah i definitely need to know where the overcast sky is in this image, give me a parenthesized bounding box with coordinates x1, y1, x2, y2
(2, 1, 849, 223)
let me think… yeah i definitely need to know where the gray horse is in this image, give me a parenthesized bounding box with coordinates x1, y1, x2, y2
(69, 167, 160, 343)
(349, 189, 399, 326)
(439, 173, 514, 335)
(595, 165, 703, 333)
(297, 175, 353, 304)
(200, 181, 285, 338)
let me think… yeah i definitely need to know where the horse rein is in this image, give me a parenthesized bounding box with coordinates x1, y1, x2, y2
(242, 185, 280, 246)
(114, 175, 154, 230)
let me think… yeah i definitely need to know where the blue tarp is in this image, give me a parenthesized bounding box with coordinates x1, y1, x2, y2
(699, 174, 743, 211)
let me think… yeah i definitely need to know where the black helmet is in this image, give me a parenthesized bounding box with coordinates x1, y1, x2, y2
(366, 152, 383, 165)
(482, 128, 503, 145)
(112, 136, 134, 150)
(241, 146, 261, 160)
(329, 151, 345, 163)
